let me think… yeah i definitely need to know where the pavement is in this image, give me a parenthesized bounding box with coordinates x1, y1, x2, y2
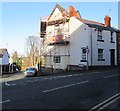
(1, 67, 119, 82)
(0, 71, 25, 83)
(39, 66, 119, 76)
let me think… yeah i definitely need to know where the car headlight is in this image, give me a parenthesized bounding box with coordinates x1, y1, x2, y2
(24, 71, 27, 75)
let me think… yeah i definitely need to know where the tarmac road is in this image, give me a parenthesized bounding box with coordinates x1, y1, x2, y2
(1, 69, 120, 110)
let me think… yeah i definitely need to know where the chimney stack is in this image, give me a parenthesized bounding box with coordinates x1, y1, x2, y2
(69, 6, 81, 19)
(104, 16, 111, 27)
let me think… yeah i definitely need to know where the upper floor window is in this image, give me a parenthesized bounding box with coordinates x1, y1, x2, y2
(98, 49, 105, 61)
(110, 32, 114, 43)
(97, 29, 104, 42)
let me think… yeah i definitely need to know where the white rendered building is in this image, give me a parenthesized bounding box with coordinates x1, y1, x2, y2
(40, 4, 119, 70)
(0, 48, 9, 65)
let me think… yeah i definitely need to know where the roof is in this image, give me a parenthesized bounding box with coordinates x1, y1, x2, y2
(81, 18, 104, 26)
(79, 18, 119, 32)
(47, 4, 120, 32)
(0, 48, 9, 58)
(69, 9, 119, 32)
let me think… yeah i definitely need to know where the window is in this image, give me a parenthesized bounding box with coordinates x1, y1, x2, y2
(110, 32, 114, 43)
(81, 48, 87, 62)
(53, 56, 61, 63)
(97, 29, 104, 42)
(98, 49, 105, 61)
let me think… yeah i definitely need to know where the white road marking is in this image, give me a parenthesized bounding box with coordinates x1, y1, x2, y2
(43, 78, 48, 79)
(5, 82, 10, 86)
(11, 83, 17, 86)
(53, 76, 60, 79)
(45, 74, 83, 80)
(48, 77, 53, 80)
(4, 82, 17, 86)
(0, 100, 10, 104)
(43, 80, 89, 93)
(100, 96, 120, 110)
(104, 74, 120, 79)
(66, 75, 73, 77)
(89, 93, 120, 111)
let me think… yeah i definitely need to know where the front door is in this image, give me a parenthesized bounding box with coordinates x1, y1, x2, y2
(110, 49, 115, 66)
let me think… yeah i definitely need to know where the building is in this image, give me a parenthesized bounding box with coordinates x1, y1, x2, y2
(40, 4, 120, 70)
(0, 48, 10, 74)
(116, 32, 120, 66)
(0, 48, 9, 65)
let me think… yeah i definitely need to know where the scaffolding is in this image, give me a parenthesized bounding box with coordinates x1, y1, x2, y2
(40, 13, 70, 70)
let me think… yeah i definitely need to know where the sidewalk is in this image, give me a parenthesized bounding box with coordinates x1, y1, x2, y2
(1, 71, 25, 83)
(2, 71, 23, 78)
(39, 67, 119, 76)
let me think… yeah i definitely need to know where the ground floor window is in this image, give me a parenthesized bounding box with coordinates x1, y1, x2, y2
(53, 56, 61, 63)
(80, 48, 87, 62)
(82, 48, 86, 60)
(98, 49, 105, 61)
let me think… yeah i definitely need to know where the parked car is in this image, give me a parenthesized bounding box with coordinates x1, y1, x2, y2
(24, 67, 37, 77)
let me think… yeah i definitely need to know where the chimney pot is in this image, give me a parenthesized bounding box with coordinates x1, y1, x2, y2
(104, 16, 111, 27)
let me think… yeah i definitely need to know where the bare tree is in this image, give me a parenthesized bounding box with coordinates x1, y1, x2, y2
(25, 36, 39, 67)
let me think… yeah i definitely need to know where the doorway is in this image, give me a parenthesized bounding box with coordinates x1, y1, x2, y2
(110, 49, 115, 66)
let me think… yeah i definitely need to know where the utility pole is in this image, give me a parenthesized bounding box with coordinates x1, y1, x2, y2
(0, 64, 2, 76)
(86, 46, 90, 71)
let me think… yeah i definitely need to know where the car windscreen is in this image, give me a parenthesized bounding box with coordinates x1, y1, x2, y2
(26, 68, 36, 71)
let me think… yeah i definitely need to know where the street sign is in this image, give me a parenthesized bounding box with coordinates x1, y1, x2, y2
(86, 46, 90, 54)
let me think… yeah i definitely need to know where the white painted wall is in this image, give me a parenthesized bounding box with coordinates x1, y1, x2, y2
(89, 27, 117, 66)
(0, 51, 9, 65)
(45, 46, 70, 70)
(69, 17, 90, 66)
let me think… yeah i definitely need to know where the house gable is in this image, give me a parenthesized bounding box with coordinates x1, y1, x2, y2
(49, 8, 63, 21)
(48, 4, 68, 21)
(0, 49, 9, 65)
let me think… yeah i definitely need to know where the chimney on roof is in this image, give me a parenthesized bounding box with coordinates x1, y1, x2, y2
(104, 15, 111, 27)
(69, 6, 81, 19)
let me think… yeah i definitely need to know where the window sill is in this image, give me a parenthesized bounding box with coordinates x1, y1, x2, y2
(81, 60, 87, 62)
(110, 41, 115, 43)
(97, 40, 104, 42)
(98, 59, 105, 61)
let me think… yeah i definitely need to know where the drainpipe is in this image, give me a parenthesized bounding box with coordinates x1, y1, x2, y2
(0, 63, 2, 76)
(90, 27, 92, 67)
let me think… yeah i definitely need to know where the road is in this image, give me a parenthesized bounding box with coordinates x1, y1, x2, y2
(1, 69, 120, 110)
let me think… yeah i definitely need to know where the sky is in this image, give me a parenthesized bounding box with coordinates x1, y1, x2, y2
(0, 2, 119, 56)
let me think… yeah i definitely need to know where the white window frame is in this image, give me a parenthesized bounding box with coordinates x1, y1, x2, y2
(98, 49, 105, 61)
(97, 29, 103, 41)
(110, 32, 114, 43)
(53, 56, 61, 63)
(82, 48, 86, 61)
